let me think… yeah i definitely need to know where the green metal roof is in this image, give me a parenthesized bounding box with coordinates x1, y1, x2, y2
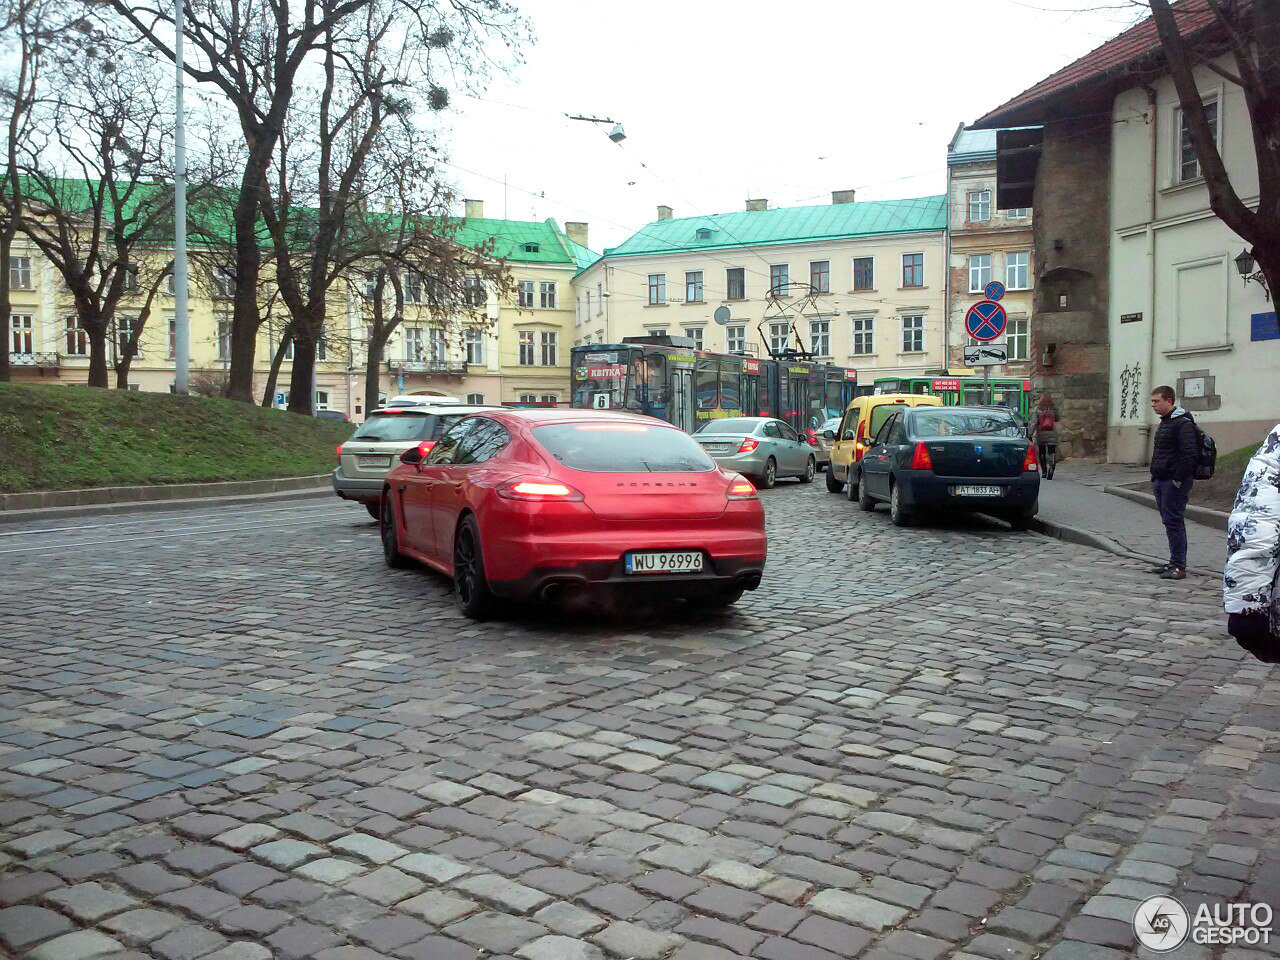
(453, 217, 598, 266)
(601, 195, 946, 259)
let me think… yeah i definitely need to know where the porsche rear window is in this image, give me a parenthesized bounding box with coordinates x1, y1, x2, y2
(532, 423, 715, 473)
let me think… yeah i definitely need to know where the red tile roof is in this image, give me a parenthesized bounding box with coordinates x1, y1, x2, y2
(974, 0, 1217, 128)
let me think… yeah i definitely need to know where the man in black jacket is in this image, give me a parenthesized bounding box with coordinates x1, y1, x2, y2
(1149, 385, 1199, 580)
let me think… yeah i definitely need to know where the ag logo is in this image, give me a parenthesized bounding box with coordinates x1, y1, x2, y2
(1134, 896, 1190, 952)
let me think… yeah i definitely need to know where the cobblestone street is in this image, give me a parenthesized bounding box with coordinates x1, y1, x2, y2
(1, 481, 1277, 960)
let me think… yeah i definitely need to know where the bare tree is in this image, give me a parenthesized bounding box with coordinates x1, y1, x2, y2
(110, 260, 170, 388)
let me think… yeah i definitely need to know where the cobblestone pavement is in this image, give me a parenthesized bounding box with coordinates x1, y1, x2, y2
(1, 483, 1278, 960)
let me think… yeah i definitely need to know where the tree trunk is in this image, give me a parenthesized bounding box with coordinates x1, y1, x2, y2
(0, 226, 13, 384)
(365, 330, 388, 416)
(115, 354, 132, 389)
(225, 316, 259, 404)
(1255, 241, 1280, 312)
(261, 330, 293, 407)
(287, 331, 317, 415)
(86, 325, 109, 388)
(224, 155, 270, 402)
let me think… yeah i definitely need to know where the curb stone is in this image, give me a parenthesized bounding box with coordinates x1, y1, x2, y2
(1103, 482, 1230, 531)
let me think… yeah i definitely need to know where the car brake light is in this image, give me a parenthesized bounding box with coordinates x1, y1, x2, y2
(1023, 444, 1039, 473)
(726, 475, 757, 499)
(498, 479, 585, 501)
(911, 442, 933, 470)
(854, 421, 868, 461)
(738, 437, 759, 453)
(336, 444, 343, 458)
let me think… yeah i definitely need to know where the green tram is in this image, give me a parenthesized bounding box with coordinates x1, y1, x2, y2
(871, 374, 1034, 419)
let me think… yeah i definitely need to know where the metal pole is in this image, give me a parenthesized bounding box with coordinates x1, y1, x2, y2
(983, 364, 991, 405)
(173, 0, 190, 394)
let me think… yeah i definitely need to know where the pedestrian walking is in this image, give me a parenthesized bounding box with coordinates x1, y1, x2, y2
(1224, 424, 1280, 663)
(1031, 392, 1058, 479)
(1149, 385, 1199, 580)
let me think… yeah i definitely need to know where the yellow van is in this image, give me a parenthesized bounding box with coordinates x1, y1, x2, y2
(825, 393, 943, 498)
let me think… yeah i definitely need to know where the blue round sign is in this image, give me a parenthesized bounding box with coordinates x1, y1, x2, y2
(984, 280, 1006, 302)
(965, 299, 1008, 343)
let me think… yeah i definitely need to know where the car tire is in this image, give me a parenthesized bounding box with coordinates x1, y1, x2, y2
(799, 456, 816, 484)
(453, 515, 495, 620)
(756, 458, 777, 489)
(365, 502, 380, 520)
(825, 468, 845, 493)
(857, 476, 876, 512)
(889, 481, 913, 527)
(380, 492, 410, 569)
(1009, 501, 1039, 532)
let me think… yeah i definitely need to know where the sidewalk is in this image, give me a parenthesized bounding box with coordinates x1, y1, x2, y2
(1034, 459, 1225, 578)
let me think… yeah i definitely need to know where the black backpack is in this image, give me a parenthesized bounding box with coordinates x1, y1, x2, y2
(1188, 415, 1217, 479)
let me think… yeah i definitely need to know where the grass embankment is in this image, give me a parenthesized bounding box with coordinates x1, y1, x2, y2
(1191, 441, 1257, 513)
(0, 382, 350, 493)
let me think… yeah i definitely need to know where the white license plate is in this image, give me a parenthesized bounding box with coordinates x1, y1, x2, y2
(954, 485, 1003, 497)
(358, 455, 392, 468)
(702, 443, 732, 453)
(625, 551, 704, 575)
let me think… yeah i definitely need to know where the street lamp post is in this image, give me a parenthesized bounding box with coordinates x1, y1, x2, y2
(173, 0, 190, 394)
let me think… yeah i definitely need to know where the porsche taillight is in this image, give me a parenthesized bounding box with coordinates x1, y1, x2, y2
(910, 442, 934, 470)
(498, 479, 585, 502)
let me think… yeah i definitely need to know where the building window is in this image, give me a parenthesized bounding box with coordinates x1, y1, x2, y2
(464, 276, 485, 307)
(596, 282, 603, 315)
(540, 393, 558, 403)
(365, 272, 380, 300)
(726, 324, 745, 353)
(540, 331, 557, 366)
(1006, 208, 1029, 219)
(685, 271, 704, 303)
(213, 268, 236, 299)
(968, 190, 991, 223)
(901, 315, 924, 353)
(648, 274, 666, 305)
(466, 393, 485, 404)
(10, 314, 33, 355)
(810, 320, 830, 357)
(217, 317, 232, 360)
(684, 326, 704, 350)
(65, 318, 88, 356)
(968, 254, 992, 293)
(116, 316, 139, 357)
(428, 328, 446, 363)
(164, 273, 176, 296)
(517, 280, 535, 308)
(852, 257, 874, 291)
(540, 281, 557, 309)
(315, 390, 330, 411)
(519, 393, 537, 403)
(769, 322, 789, 355)
(122, 265, 140, 293)
(401, 273, 421, 304)
(582, 293, 589, 321)
(852, 316, 874, 355)
(316, 336, 327, 362)
(902, 253, 924, 288)
(1007, 317, 1029, 361)
(517, 330, 534, 365)
(726, 268, 745, 301)
(404, 326, 424, 361)
(810, 260, 830, 294)
(464, 327, 483, 365)
(1178, 97, 1219, 183)
(167, 317, 176, 359)
(1006, 251, 1030, 290)
(770, 264, 789, 297)
(9, 256, 32, 290)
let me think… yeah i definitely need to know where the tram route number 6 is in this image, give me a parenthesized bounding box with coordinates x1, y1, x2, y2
(592, 393, 611, 409)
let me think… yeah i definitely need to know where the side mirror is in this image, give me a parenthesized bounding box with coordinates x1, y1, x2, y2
(400, 447, 423, 465)
(822, 429, 836, 441)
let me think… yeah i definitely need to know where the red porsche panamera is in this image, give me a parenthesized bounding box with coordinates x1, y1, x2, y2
(378, 409, 768, 618)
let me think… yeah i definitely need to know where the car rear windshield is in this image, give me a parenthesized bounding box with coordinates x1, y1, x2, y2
(353, 413, 442, 442)
(912, 410, 1022, 438)
(533, 423, 715, 472)
(696, 418, 760, 435)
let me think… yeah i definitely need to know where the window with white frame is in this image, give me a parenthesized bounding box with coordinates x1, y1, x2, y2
(540, 281, 557, 309)
(901, 315, 924, 353)
(517, 280, 535, 308)
(648, 274, 666, 305)
(518, 330, 535, 365)
(428, 328, 446, 363)
(810, 320, 830, 357)
(365, 272, 380, 300)
(726, 325, 745, 353)
(1006, 251, 1030, 290)
(770, 264, 789, 296)
(272, 320, 294, 361)
(217, 317, 232, 360)
(852, 316, 874, 355)
(10, 314, 33, 355)
(596, 282, 603, 314)
(466, 393, 485, 404)
(404, 326, 424, 361)
(122, 265, 139, 293)
(769, 322, 789, 355)
(1178, 96, 1219, 183)
(1007, 317, 1029, 361)
(968, 254, 992, 293)
(582, 293, 588, 321)
(163, 273, 175, 295)
(1006, 207, 1029, 219)
(464, 327, 484, 365)
(316, 336, 327, 362)
(519, 393, 537, 403)
(684, 326, 704, 350)
(540, 330, 557, 366)
(116, 316, 139, 357)
(968, 190, 991, 222)
(464, 275, 485, 307)
(65, 318, 88, 356)
(405, 273, 424, 304)
(212, 268, 236, 299)
(540, 393, 558, 403)
(685, 271, 704, 303)
(315, 390, 330, 411)
(9, 256, 32, 290)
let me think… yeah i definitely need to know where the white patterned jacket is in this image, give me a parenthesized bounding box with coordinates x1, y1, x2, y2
(1224, 425, 1280, 615)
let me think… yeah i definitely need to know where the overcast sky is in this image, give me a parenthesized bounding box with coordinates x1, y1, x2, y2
(439, 0, 1145, 252)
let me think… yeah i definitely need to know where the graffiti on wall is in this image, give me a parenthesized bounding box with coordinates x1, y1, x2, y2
(1119, 363, 1142, 420)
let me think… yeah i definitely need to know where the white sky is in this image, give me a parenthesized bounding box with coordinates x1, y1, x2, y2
(441, 0, 1144, 252)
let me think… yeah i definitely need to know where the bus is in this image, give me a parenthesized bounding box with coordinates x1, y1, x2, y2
(570, 338, 858, 439)
(872, 374, 1033, 419)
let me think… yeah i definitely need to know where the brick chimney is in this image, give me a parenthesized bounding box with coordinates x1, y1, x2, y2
(464, 198, 484, 219)
(831, 189, 857, 204)
(657, 205, 673, 221)
(564, 222, 588, 248)
(745, 198, 768, 212)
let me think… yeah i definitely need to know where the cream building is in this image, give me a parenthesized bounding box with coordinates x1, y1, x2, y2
(573, 193, 947, 391)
